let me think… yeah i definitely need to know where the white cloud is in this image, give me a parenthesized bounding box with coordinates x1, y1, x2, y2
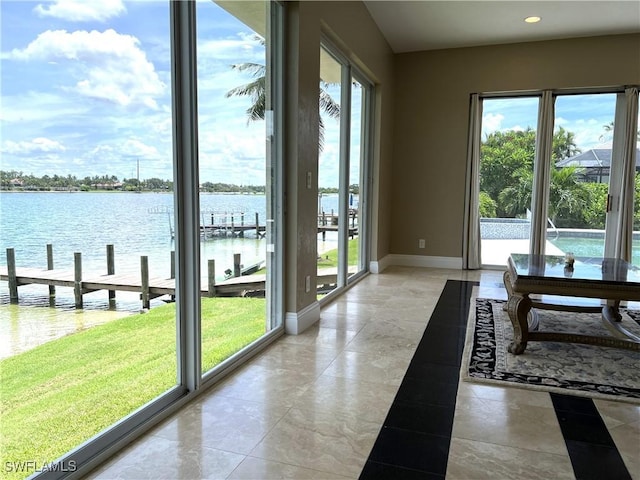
(7, 29, 165, 109)
(34, 0, 126, 22)
(482, 112, 504, 133)
(122, 138, 159, 158)
(1, 137, 66, 155)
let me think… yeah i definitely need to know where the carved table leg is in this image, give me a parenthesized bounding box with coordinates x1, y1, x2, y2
(506, 293, 532, 354)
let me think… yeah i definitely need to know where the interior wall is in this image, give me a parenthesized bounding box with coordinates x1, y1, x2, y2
(284, 1, 395, 313)
(391, 33, 640, 261)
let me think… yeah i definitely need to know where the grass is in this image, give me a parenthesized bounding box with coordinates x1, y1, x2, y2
(0, 297, 265, 480)
(317, 237, 360, 268)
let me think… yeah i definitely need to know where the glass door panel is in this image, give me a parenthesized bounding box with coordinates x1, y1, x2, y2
(547, 93, 617, 259)
(196, 1, 278, 375)
(633, 108, 640, 268)
(347, 78, 364, 281)
(480, 97, 539, 266)
(0, 1, 178, 472)
(317, 47, 342, 296)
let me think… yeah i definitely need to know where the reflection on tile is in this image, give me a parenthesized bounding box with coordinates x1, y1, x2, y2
(252, 342, 338, 375)
(457, 381, 555, 408)
(280, 323, 359, 349)
(452, 398, 566, 454)
(211, 364, 316, 407)
(91, 436, 244, 480)
(249, 407, 380, 478)
(446, 437, 574, 480)
(323, 349, 411, 386)
(607, 421, 640, 478)
(150, 395, 290, 455)
(87, 268, 640, 480)
(345, 319, 425, 357)
(292, 374, 398, 424)
(228, 456, 351, 479)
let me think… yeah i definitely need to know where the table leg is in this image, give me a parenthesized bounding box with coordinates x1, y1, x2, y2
(503, 271, 532, 354)
(506, 293, 532, 354)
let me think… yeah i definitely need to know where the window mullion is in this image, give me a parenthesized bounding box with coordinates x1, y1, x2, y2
(170, 0, 201, 391)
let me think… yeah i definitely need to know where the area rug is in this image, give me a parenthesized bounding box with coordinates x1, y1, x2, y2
(461, 297, 640, 404)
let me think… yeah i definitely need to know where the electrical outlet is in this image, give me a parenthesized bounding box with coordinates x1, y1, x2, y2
(305, 275, 311, 293)
(418, 239, 425, 249)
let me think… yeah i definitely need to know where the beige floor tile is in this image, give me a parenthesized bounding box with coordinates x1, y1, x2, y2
(446, 437, 574, 480)
(251, 342, 339, 375)
(278, 324, 359, 350)
(318, 311, 370, 332)
(210, 364, 317, 408)
(291, 374, 398, 424)
(228, 456, 351, 479)
(322, 349, 412, 386)
(90, 436, 245, 480)
(452, 397, 566, 455)
(595, 399, 640, 427)
(149, 396, 290, 455)
(457, 381, 555, 408)
(344, 318, 425, 357)
(249, 407, 379, 478)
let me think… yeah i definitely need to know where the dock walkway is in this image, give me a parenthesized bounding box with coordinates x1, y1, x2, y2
(0, 266, 266, 308)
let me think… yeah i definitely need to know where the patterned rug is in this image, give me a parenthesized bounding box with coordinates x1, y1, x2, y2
(462, 298, 640, 404)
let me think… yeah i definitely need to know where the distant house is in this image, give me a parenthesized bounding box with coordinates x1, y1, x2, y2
(556, 145, 640, 183)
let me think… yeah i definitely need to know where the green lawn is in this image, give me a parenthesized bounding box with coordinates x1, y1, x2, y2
(0, 297, 265, 480)
(317, 237, 360, 268)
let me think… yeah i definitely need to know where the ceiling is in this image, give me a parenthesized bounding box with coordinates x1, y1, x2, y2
(363, 1, 640, 53)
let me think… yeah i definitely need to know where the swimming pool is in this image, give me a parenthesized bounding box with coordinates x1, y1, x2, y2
(550, 237, 640, 267)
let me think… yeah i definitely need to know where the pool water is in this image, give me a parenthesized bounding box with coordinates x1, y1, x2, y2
(550, 237, 640, 267)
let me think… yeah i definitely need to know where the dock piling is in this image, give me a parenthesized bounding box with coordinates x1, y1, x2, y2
(208, 259, 216, 297)
(47, 244, 55, 298)
(141, 256, 149, 309)
(107, 244, 115, 301)
(74, 252, 83, 308)
(7, 248, 18, 304)
(170, 251, 175, 279)
(233, 253, 241, 277)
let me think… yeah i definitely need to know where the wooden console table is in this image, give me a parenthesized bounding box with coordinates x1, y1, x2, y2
(503, 253, 640, 354)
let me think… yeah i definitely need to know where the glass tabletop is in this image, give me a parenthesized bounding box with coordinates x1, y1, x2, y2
(509, 253, 640, 285)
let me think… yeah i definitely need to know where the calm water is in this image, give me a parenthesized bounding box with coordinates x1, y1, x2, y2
(550, 236, 640, 267)
(0, 191, 340, 358)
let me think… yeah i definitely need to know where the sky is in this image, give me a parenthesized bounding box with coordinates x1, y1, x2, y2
(0, 0, 269, 184)
(481, 93, 619, 151)
(0, 1, 623, 185)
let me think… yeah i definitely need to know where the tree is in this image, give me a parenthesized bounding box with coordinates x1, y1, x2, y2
(480, 127, 581, 218)
(225, 35, 340, 151)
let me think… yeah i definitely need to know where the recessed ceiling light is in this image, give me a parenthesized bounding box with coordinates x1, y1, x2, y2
(524, 16, 541, 23)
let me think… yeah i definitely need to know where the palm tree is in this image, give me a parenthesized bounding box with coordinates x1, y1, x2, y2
(225, 35, 340, 150)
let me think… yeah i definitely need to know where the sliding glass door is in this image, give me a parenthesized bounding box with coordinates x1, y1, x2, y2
(0, 2, 180, 475)
(478, 89, 639, 268)
(317, 41, 372, 298)
(479, 97, 539, 266)
(195, 1, 282, 377)
(0, 1, 283, 477)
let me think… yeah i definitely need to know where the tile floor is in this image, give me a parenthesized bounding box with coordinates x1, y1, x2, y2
(89, 267, 640, 479)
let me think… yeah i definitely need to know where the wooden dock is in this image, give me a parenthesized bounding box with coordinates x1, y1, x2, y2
(0, 245, 342, 309)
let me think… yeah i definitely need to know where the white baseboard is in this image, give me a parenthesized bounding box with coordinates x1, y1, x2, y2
(285, 300, 321, 335)
(372, 254, 463, 272)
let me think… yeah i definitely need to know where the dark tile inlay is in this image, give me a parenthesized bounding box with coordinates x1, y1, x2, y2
(550, 393, 631, 480)
(359, 280, 478, 479)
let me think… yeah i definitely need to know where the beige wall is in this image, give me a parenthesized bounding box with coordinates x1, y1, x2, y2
(285, 1, 395, 313)
(391, 33, 640, 261)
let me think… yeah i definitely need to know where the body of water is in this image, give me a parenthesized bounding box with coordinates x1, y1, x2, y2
(0, 191, 340, 358)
